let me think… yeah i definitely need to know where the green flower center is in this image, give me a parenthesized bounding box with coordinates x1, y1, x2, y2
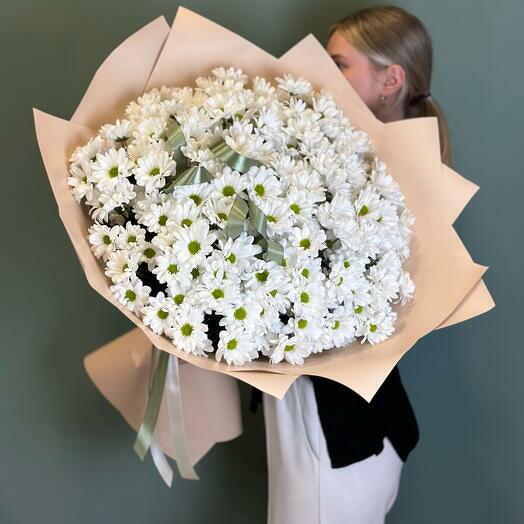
(180, 323, 193, 337)
(124, 289, 136, 302)
(344, 260, 350, 268)
(217, 212, 228, 221)
(297, 319, 308, 329)
(325, 239, 334, 249)
(234, 307, 247, 321)
(127, 235, 137, 243)
(212, 288, 224, 300)
(300, 292, 309, 303)
(226, 253, 237, 264)
(299, 238, 311, 249)
(354, 305, 363, 314)
(290, 203, 301, 214)
(150, 167, 160, 177)
(358, 205, 369, 216)
(301, 268, 309, 278)
(267, 215, 276, 223)
(109, 166, 119, 178)
(222, 185, 235, 197)
(144, 247, 155, 258)
(157, 309, 169, 320)
(333, 320, 340, 330)
(336, 276, 344, 286)
(256, 270, 269, 283)
(227, 339, 238, 350)
(168, 263, 179, 274)
(191, 268, 200, 279)
(103, 234, 111, 245)
(269, 289, 278, 297)
(369, 324, 377, 333)
(158, 214, 168, 226)
(173, 294, 185, 305)
(254, 184, 265, 197)
(181, 218, 192, 227)
(284, 344, 295, 352)
(188, 240, 201, 255)
(190, 194, 202, 205)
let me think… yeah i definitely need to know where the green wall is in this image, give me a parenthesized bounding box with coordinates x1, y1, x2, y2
(1, 0, 522, 522)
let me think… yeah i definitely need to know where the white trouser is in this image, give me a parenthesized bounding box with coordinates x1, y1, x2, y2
(262, 375, 404, 524)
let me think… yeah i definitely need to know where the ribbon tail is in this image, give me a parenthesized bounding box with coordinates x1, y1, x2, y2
(133, 347, 168, 461)
(166, 355, 200, 480)
(150, 436, 174, 487)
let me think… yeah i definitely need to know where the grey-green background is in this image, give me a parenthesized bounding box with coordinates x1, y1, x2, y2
(1, 0, 521, 522)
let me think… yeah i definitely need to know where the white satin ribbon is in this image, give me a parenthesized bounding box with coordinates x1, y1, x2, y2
(165, 355, 199, 480)
(149, 353, 199, 485)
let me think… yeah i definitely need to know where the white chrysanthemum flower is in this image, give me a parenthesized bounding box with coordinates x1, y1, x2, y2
(216, 325, 257, 365)
(258, 198, 293, 236)
(111, 276, 151, 316)
(269, 334, 312, 365)
(152, 249, 193, 288)
(171, 199, 201, 229)
(137, 241, 158, 271)
(355, 309, 396, 345)
(286, 187, 316, 224)
(165, 304, 212, 356)
(88, 223, 119, 260)
(104, 249, 141, 283)
(133, 151, 176, 193)
(244, 259, 290, 297)
(354, 185, 382, 221)
(219, 297, 264, 332)
(100, 119, 134, 145)
(284, 313, 324, 343)
(193, 265, 241, 314)
(325, 306, 357, 348)
(370, 158, 404, 203)
(288, 282, 326, 317)
(115, 222, 147, 251)
(91, 148, 134, 191)
(276, 73, 314, 98)
(173, 218, 217, 268)
(69, 135, 106, 164)
(135, 117, 166, 141)
(211, 166, 247, 199)
(217, 232, 262, 273)
(172, 183, 212, 207)
(202, 196, 233, 229)
(67, 160, 95, 203)
(246, 166, 283, 204)
(140, 200, 176, 234)
(287, 223, 327, 257)
(141, 291, 175, 336)
(398, 270, 415, 305)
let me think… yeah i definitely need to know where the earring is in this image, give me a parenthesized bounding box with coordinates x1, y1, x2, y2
(380, 94, 388, 106)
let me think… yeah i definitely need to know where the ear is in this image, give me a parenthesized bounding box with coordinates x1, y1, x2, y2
(381, 64, 406, 97)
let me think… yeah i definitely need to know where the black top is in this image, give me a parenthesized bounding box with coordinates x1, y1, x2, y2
(250, 364, 419, 468)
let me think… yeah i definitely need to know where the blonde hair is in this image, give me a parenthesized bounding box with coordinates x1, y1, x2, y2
(329, 5, 452, 165)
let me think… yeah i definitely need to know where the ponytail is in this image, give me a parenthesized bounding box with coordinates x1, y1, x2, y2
(406, 94, 452, 166)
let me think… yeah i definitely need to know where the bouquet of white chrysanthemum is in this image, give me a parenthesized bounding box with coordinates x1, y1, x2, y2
(67, 67, 415, 366)
(34, 7, 493, 485)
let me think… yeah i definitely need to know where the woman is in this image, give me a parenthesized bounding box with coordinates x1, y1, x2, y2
(257, 6, 452, 524)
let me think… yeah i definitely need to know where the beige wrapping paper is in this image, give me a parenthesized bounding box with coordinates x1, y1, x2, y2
(33, 7, 494, 467)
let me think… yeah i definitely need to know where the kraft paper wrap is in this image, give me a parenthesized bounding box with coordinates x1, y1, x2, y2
(33, 7, 494, 466)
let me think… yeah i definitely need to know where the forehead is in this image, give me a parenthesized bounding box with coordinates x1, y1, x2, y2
(326, 30, 364, 62)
